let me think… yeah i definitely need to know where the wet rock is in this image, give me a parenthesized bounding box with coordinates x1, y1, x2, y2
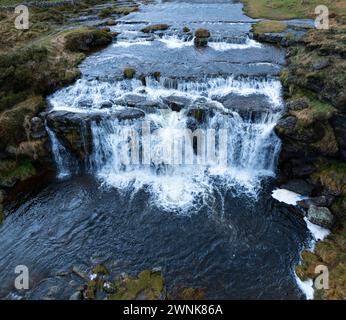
(106, 18, 117, 26)
(221, 93, 271, 118)
(307, 205, 335, 228)
(275, 116, 297, 136)
(99, 101, 113, 109)
(123, 67, 135, 79)
(183, 26, 190, 33)
(117, 94, 147, 107)
(188, 109, 205, 123)
(30, 116, 46, 139)
(141, 24, 169, 33)
(69, 291, 82, 300)
(297, 195, 334, 209)
(286, 99, 308, 111)
(162, 95, 192, 112)
(194, 28, 210, 47)
(281, 179, 315, 196)
(103, 281, 116, 294)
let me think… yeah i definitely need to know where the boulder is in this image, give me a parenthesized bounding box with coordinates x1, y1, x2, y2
(297, 195, 334, 209)
(63, 28, 113, 52)
(194, 28, 210, 47)
(123, 67, 135, 79)
(46, 109, 145, 160)
(141, 24, 169, 33)
(285, 98, 308, 111)
(30, 116, 46, 139)
(162, 95, 192, 112)
(220, 93, 271, 119)
(281, 179, 315, 196)
(307, 205, 335, 228)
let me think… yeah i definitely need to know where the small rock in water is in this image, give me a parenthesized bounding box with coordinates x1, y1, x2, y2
(194, 28, 210, 47)
(162, 95, 191, 112)
(307, 205, 335, 228)
(123, 67, 136, 79)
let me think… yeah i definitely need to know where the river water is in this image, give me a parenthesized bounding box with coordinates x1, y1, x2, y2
(0, 0, 313, 299)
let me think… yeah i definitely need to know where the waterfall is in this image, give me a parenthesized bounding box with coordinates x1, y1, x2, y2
(45, 125, 77, 179)
(47, 75, 283, 211)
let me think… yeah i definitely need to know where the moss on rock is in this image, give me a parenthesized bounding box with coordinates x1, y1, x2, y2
(141, 24, 169, 33)
(108, 270, 165, 300)
(63, 27, 113, 52)
(123, 67, 135, 79)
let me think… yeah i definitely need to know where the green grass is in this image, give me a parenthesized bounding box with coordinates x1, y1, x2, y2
(0, 159, 36, 183)
(243, 0, 346, 19)
(252, 20, 287, 34)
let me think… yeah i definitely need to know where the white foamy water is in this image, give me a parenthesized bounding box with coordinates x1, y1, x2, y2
(113, 40, 152, 48)
(158, 35, 194, 48)
(209, 38, 262, 51)
(271, 188, 306, 205)
(295, 273, 314, 300)
(48, 74, 284, 211)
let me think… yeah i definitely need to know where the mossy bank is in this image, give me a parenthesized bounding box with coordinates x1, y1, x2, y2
(0, 1, 137, 223)
(244, 0, 346, 299)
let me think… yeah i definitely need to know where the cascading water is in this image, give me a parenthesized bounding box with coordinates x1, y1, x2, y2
(47, 74, 283, 211)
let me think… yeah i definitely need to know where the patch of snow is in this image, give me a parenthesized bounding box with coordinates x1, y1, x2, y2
(271, 188, 306, 205)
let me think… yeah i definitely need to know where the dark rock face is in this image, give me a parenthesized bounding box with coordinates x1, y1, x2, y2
(307, 205, 335, 228)
(281, 179, 315, 196)
(194, 28, 210, 48)
(285, 99, 308, 111)
(297, 195, 334, 209)
(275, 116, 297, 136)
(220, 93, 271, 119)
(331, 113, 346, 160)
(162, 95, 192, 112)
(46, 109, 145, 161)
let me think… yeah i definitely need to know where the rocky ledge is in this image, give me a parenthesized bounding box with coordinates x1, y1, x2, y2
(252, 13, 346, 299)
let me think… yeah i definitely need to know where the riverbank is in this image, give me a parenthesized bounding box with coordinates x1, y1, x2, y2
(243, 0, 345, 299)
(0, 1, 138, 222)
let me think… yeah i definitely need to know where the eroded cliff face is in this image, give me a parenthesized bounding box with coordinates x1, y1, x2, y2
(253, 14, 346, 299)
